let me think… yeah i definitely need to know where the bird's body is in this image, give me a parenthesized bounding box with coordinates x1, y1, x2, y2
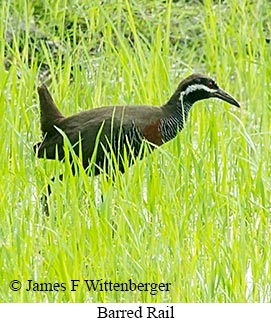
(36, 103, 164, 173)
(34, 74, 240, 175)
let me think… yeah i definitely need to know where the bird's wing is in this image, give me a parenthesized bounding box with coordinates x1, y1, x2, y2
(35, 105, 163, 161)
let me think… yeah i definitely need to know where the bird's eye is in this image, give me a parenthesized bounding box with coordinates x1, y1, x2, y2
(207, 80, 215, 88)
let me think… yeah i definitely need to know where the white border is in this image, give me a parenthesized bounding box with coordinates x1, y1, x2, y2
(1, 303, 271, 323)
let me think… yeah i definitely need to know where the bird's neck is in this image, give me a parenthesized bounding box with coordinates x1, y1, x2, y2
(160, 97, 193, 142)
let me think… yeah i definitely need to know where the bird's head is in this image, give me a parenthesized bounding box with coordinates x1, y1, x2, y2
(177, 73, 240, 108)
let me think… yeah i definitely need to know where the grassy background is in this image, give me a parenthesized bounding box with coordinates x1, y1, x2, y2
(1, 0, 271, 302)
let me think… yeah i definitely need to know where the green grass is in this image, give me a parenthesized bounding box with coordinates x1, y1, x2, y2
(1, 0, 271, 302)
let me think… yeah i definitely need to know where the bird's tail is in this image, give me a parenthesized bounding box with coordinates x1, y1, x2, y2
(38, 84, 65, 135)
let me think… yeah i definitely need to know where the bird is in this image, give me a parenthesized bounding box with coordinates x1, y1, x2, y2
(34, 74, 240, 177)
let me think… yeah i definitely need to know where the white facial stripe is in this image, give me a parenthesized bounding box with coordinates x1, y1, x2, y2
(180, 84, 217, 99)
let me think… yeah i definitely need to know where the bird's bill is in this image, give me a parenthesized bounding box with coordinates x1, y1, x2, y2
(213, 88, 240, 107)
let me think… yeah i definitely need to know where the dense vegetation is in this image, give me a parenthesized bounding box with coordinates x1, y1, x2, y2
(1, 0, 271, 302)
